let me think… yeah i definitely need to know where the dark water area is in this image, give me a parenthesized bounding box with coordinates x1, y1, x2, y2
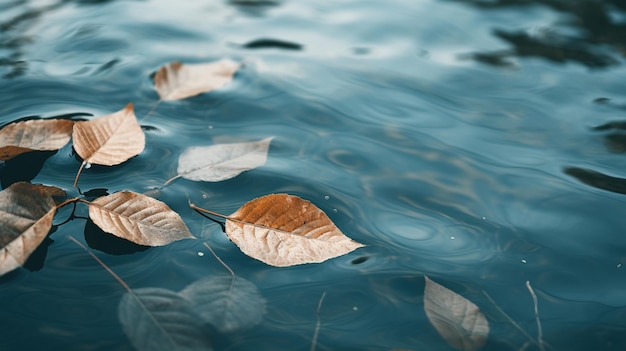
(2, 0, 626, 350)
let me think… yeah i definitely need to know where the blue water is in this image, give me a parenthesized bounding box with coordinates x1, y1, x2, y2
(2, 0, 626, 350)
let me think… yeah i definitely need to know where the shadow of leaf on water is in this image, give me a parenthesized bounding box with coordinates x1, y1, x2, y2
(454, 0, 625, 69)
(564, 167, 626, 195)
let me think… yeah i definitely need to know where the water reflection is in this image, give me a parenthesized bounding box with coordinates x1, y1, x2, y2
(452, 0, 626, 68)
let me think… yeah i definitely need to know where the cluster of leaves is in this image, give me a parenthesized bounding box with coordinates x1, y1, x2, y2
(0, 59, 540, 351)
(0, 59, 364, 274)
(0, 59, 365, 349)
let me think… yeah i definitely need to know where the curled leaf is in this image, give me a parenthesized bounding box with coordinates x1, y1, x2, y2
(423, 276, 489, 351)
(180, 274, 266, 332)
(0, 119, 74, 160)
(0, 182, 66, 276)
(167, 137, 272, 185)
(224, 194, 364, 267)
(118, 287, 212, 351)
(72, 103, 145, 166)
(88, 191, 194, 246)
(154, 59, 241, 101)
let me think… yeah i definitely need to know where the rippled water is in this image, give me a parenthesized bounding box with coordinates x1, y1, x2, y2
(2, 0, 626, 350)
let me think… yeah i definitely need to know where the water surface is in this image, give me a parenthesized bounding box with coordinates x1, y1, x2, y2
(2, 0, 626, 350)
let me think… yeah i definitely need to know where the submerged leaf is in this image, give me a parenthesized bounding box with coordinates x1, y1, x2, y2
(423, 276, 489, 351)
(0, 119, 74, 160)
(154, 59, 241, 101)
(172, 137, 272, 183)
(224, 194, 364, 267)
(180, 274, 266, 332)
(88, 191, 194, 246)
(72, 103, 145, 166)
(0, 182, 66, 276)
(118, 287, 212, 351)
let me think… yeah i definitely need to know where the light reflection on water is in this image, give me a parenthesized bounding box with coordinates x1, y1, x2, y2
(2, 0, 626, 350)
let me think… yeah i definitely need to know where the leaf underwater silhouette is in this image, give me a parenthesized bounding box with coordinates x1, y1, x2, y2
(424, 276, 489, 351)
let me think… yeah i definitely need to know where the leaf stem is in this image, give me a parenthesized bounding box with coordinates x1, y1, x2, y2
(202, 242, 235, 278)
(67, 235, 131, 292)
(73, 161, 87, 187)
(54, 197, 81, 210)
(189, 201, 228, 219)
(310, 291, 326, 351)
(163, 174, 181, 187)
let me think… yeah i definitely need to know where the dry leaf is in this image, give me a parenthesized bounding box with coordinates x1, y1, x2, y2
(88, 191, 194, 246)
(0, 119, 74, 160)
(423, 276, 489, 351)
(166, 137, 273, 185)
(72, 103, 145, 166)
(224, 194, 364, 267)
(118, 287, 212, 351)
(179, 274, 266, 332)
(0, 182, 66, 276)
(154, 59, 241, 101)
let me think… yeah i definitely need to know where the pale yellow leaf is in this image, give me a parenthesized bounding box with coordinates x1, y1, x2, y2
(72, 103, 145, 166)
(174, 137, 273, 183)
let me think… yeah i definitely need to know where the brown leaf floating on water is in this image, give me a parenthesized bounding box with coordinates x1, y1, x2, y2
(0, 119, 74, 160)
(72, 103, 145, 186)
(0, 182, 66, 276)
(154, 59, 241, 101)
(88, 191, 194, 246)
(192, 194, 364, 267)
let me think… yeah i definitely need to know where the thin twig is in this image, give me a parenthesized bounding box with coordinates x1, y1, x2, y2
(517, 341, 531, 351)
(526, 280, 546, 351)
(482, 290, 537, 343)
(202, 242, 234, 277)
(202, 241, 236, 318)
(140, 100, 162, 122)
(67, 235, 131, 292)
(310, 291, 327, 351)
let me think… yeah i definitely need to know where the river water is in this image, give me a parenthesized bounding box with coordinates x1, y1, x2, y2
(1, 0, 626, 350)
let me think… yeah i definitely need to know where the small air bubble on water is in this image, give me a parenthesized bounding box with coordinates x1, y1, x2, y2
(202, 194, 207, 199)
(208, 125, 213, 129)
(450, 236, 455, 240)
(333, 209, 337, 213)
(197, 252, 204, 257)
(482, 216, 486, 220)
(618, 263, 622, 268)
(521, 259, 527, 264)
(352, 306, 358, 311)
(84, 162, 91, 169)
(324, 195, 329, 200)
